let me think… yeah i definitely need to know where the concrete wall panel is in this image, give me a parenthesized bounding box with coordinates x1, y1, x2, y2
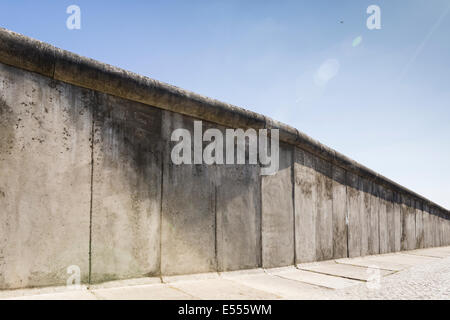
(360, 178, 370, 256)
(347, 172, 362, 258)
(378, 185, 389, 254)
(91, 95, 162, 282)
(261, 143, 294, 268)
(294, 148, 317, 263)
(439, 210, 445, 247)
(0, 63, 91, 289)
(386, 189, 395, 253)
(422, 204, 431, 248)
(160, 112, 216, 275)
(431, 207, 439, 247)
(216, 163, 261, 271)
(332, 166, 347, 259)
(401, 196, 416, 250)
(393, 193, 402, 252)
(368, 183, 380, 255)
(415, 201, 424, 249)
(314, 157, 333, 261)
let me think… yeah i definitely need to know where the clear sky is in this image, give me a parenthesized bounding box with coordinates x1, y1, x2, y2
(1, 0, 449, 208)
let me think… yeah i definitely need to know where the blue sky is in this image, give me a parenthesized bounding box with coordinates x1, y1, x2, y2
(1, 0, 449, 208)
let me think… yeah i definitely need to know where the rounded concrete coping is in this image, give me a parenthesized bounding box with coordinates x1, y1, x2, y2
(0, 27, 447, 214)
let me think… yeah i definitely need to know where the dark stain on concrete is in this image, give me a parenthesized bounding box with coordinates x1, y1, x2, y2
(0, 96, 16, 156)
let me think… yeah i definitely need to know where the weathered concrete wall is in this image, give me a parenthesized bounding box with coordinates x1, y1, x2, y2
(261, 143, 294, 268)
(0, 63, 91, 289)
(160, 113, 217, 276)
(1, 28, 450, 289)
(91, 94, 162, 283)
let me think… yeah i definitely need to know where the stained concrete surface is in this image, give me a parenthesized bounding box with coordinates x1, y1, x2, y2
(91, 93, 162, 282)
(160, 112, 217, 276)
(261, 143, 294, 268)
(0, 63, 91, 289)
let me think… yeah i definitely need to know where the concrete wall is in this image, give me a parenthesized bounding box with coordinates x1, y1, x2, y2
(1, 28, 450, 289)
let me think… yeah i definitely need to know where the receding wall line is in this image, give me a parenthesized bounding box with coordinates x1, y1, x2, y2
(87, 95, 96, 285)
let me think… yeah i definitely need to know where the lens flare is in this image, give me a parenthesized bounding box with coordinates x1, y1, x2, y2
(314, 59, 340, 86)
(352, 36, 363, 47)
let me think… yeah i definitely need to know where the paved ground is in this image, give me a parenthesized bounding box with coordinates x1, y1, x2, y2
(2, 246, 450, 300)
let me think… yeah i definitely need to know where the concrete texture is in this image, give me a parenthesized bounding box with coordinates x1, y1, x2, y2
(0, 63, 91, 289)
(386, 189, 396, 253)
(294, 148, 317, 263)
(160, 112, 216, 275)
(401, 195, 416, 250)
(422, 204, 432, 248)
(261, 143, 294, 268)
(379, 185, 389, 254)
(90, 94, 162, 282)
(432, 207, 440, 247)
(332, 165, 348, 259)
(315, 157, 333, 261)
(368, 183, 380, 255)
(216, 159, 261, 271)
(393, 193, 402, 252)
(347, 172, 362, 258)
(360, 178, 370, 257)
(415, 201, 424, 249)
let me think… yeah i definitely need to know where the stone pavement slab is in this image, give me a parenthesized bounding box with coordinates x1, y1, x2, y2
(405, 247, 450, 258)
(298, 261, 394, 281)
(168, 278, 280, 300)
(5, 289, 97, 300)
(91, 283, 195, 300)
(335, 256, 408, 271)
(222, 272, 331, 299)
(368, 253, 441, 266)
(267, 267, 362, 289)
